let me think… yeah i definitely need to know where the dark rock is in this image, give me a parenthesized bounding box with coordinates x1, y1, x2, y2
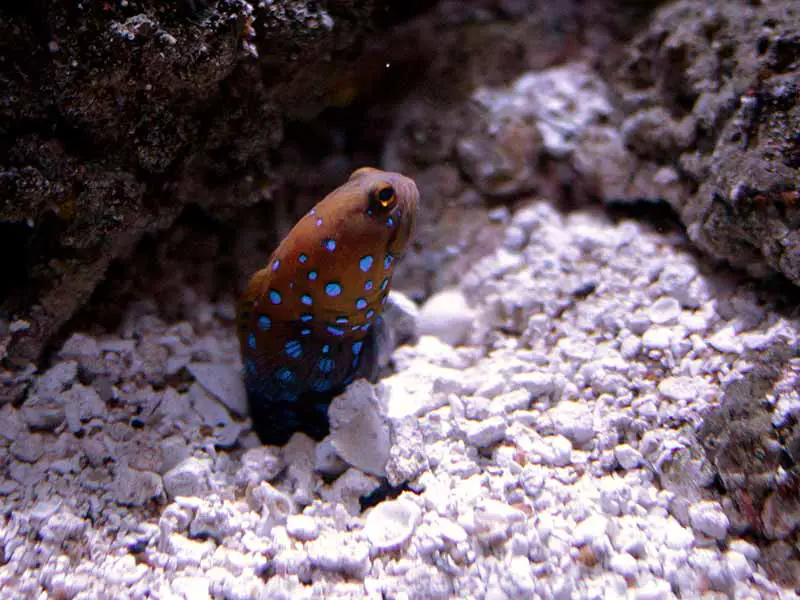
(616, 1, 800, 285)
(698, 341, 800, 540)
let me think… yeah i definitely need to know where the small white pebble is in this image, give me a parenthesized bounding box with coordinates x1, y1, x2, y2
(728, 539, 759, 561)
(465, 416, 507, 447)
(688, 500, 729, 540)
(286, 515, 320, 541)
(545, 435, 573, 467)
(707, 325, 743, 353)
(614, 444, 643, 470)
(572, 514, 608, 546)
(365, 497, 421, 551)
(620, 335, 641, 358)
(503, 225, 528, 250)
(511, 372, 555, 397)
(648, 297, 681, 325)
(641, 326, 673, 349)
(634, 579, 672, 600)
(725, 550, 751, 580)
(657, 376, 709, 402)
(609, 552, 638, 578)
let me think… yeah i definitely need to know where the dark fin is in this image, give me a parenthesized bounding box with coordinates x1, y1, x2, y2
(247, 390, 334, 446)
(351, 317, 381, 384)
(243, 322, 381, 446)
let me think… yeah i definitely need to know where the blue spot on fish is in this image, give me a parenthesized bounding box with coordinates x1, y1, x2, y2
(325, 283, 342, 297)
(258, 315, 271, 330)
(308, 270, 318, 281)
(356, 298, 367, 310)
(364, 280, 373, 291)
(352, 341, 363, 355)
(387, 216, 394, 227)
(284, 340, 303, 359)
(299, 253, 308, 263)
(269, 289, 282, 305)
(301, 294, 313, 306)
(300, 313, 313, 322)
(316, 217, 323, 227)
(272, 259, 280, 271)
(311, 379, 333, 392)
(384, 254, 394, 269)
(336, 316, 349, 325)
(276, 367, 296, 384)
(380, 278, 389, 291)
(366, 309, 375, 319)
(318, 358, 335, 373)
(322, 344, 330, 353)
(327, 325, 345, 336)
(323, 238, 336, 251)
(301, 328, 311, 336)
(359, 256, 373, 272)
(248, 333, 256, 349)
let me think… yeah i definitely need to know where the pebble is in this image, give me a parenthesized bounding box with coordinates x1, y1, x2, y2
(464, 416, 507, 447)
(609, 552, 638, 578)
(307, 535, 370, 578)
(112, 467, 164, 507)
(544, 401, 594, 446)
(619, 335, 642, 359)
(725, 550, 751, 580)
(615, 444, 644, 469)
(647, 297, 681, 325)
(707, 325, 743, 353)
(328, 380, 391, 477)
(417, 289, 475, 346)
(657, 376, 709, 402)
(473, 499, 526, 545)
(634, 579, 672, 600)
(510, 371, 555, 397)
(572, 514, 609, 547)
(172, 576, 211, 600)
(364, 497, 422, 551)
(187, 363, 248, 417)
(189, 383, 232, 428)
(541, 435, 573, 467)
(163, 458, 213, 499)
(688, 501, 729, 540)
(641, 326, 673, 349)
(10, 433, 44, 463)
(503, 225, 528, 250)
(33, 361, 78, 399)
(286, 515, 320, 541)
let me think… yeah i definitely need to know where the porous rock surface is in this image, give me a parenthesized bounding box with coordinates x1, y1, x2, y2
(616, 0, 800, 285)
(2, 200, 798, 598)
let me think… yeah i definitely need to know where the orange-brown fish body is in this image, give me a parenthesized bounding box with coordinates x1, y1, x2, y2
(238, 167, 419, 444)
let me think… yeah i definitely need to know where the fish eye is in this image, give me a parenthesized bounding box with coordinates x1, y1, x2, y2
(373, 186, 396, 208)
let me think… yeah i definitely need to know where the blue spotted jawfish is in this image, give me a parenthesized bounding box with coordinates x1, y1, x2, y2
(237, 167, 419, 444)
